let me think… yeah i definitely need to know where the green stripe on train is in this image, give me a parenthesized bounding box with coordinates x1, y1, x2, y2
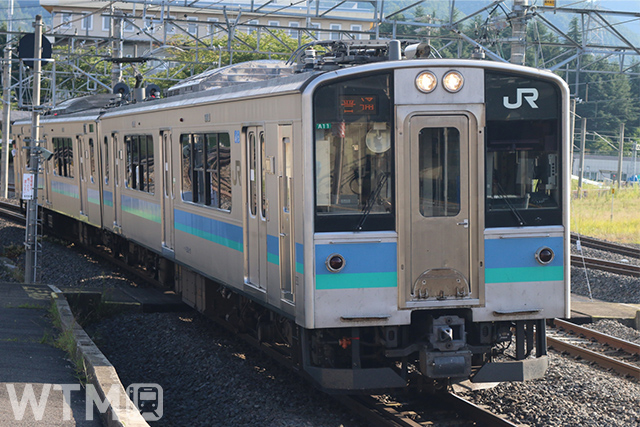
(485, 266, 564, 284)
(121, 206, 161, 223)
(316, 271, 397, 290)
(175, 223, 243, 252)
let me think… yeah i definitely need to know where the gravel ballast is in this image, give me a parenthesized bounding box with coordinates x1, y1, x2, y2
(0, 214, 639, 426)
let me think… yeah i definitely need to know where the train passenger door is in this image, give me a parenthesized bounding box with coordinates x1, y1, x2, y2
(243, 126, 267, 291)
(278, 125, 294, 303)
(160, 129, 175, 257)
(408, 115, 472, 303)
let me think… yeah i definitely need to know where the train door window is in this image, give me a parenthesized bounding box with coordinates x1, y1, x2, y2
(418, 128, 461, 217)
(260, 132, 267, 219)
(103, 136, 109, 185)
(249, 132, 257, 216)
(146, 136, 155, 194)
(313, 72, 394, 232)
(89, 138, 95, 183)
(484, 72, 562, 227)
(113, 134, 119, 187)
(180, 134, 193, 202)
(78, 137, 85, 181)
(283, 137, 292, 213)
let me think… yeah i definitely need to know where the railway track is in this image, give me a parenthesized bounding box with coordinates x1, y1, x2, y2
(548, 318, 640, 380)
(571, 255, 640, 277)
(0, 199, 24, 222)
(571, 233, 640, 259)
(342, 392, 520, 427)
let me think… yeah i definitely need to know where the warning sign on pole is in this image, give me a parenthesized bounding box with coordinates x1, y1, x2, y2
(22, 173, 35, 200)
(544, 0, 556, 6)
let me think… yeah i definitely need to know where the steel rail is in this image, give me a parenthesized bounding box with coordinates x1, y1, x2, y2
(438, 393, 520, 427)
(571, 255, 640, 277)
(548, 336, 640, 379)
(0, 199, 24, 222)
(553, 319, 640, 356)
(341, 393, 520, 427)
(571, 233, 640, 259)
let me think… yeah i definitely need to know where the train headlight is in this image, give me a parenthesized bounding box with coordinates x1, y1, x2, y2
(535, 247, 555, 265)
(443, 71, 464, 93)
(326, 253, 346, 273)
(415, 71, 437, 93)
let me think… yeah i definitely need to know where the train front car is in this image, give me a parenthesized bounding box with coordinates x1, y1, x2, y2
(301, 59, 569, 391)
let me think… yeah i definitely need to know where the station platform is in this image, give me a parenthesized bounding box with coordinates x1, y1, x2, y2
(570, 293, 640, 330)
(0, 281, 102, 426)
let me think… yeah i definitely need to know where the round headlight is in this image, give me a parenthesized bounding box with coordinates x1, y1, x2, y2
(326, 253, 346, 273)
(535, 247, 555, 265)
(443, 71, 464, 93)
(416, 71, 437, 93)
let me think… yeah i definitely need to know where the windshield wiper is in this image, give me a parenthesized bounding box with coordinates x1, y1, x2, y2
(356, 172, 389, 231)
(494, 181, 527, 226)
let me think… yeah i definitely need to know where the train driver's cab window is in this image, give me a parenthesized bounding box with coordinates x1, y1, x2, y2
(125, 135, 155, 194)
(52, 137, 74, 178)
(313, 73, 394, 232)
(484, 72, 562, 227)
(180, 132, 232, 211)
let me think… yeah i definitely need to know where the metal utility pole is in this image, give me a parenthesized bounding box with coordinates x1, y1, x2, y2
(510, 0, 529, 65)
(24, 15, 44, 284)
(616, 123, 624, 189)
(578, 117, 586, 196)
(111, 7, 124, 88)
(1, 0, 14, 198)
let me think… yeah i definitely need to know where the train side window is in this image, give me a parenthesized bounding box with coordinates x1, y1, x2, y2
(180, 132, 232, 211)
(218, 133, 232, 210)
(52, 137, 74, 178)
(66, 138, 74, 178)
(193, 134, 207, 204)
(206, 133, 219, 207)
(124, 134, 154, 194)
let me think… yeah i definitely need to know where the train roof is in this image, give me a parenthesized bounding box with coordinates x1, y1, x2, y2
(166, 60, 296, 96)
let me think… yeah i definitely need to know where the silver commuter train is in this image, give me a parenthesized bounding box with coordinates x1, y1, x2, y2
(12, 41, 570, 391)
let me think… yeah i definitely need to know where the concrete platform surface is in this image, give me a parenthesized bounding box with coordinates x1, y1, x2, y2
(571, 293, 640, 329)
(0, 282, 102, 426)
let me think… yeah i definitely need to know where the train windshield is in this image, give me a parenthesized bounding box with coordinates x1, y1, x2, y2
(313, 73, 394, 232)
(485, 72, 563, 227)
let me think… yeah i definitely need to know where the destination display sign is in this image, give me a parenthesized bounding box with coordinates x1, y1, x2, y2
(339, 95, 378, 115)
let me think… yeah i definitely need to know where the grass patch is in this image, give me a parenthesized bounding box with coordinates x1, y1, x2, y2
(1, 243, 25, 260)
(48, 300, 87, 385)
(571, 186, 640, 244)
(16, 303, 45, 310)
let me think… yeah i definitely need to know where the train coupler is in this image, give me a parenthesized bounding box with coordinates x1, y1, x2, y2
(420, 349, 472, 378)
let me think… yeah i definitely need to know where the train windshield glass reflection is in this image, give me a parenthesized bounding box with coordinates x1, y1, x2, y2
(313, 73, 394, 232)
(485, 72, 562, 227)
